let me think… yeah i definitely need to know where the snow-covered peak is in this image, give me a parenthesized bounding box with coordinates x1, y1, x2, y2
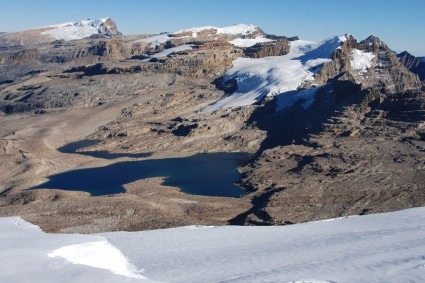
(46, 18, 109, 29)
(41, 18, 119, 41)
(338, 33, 350, 42)
(217, 23, 259, 35)
(173, 23, 259, 36)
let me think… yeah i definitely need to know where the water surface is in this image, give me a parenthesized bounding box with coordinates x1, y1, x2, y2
(34, 152, 250, 197)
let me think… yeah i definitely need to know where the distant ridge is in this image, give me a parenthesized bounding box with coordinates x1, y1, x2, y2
(398, 51, 425, 81)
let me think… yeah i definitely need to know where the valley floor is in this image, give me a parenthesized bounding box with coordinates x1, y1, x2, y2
(1, 207, 424, 282)
(0, 81, 254, 232)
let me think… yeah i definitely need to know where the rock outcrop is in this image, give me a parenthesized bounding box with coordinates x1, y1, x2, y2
(243, 39, 290, 58)
(97, 18, 121, 38)
(0, 48, 40, 64)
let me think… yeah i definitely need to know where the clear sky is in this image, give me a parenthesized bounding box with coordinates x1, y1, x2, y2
(1, 0, 424, 55)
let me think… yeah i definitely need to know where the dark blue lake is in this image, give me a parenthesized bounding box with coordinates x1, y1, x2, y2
(35, 139, 251, 197)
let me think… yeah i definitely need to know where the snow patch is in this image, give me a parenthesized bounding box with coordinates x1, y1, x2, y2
(149, 44, 193, 58)
(137, 33, 170, 47)
(203, 36, 345, 112)
(229, 36, 275, 48)
(41, 18, 111, 41)
(351, 49, 375, 73)
(48, 241, 145, 279)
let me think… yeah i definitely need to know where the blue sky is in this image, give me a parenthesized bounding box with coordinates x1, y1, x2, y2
(1, 0, 424, 55)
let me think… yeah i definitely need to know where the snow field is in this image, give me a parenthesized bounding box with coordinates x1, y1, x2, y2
(229, 36, 275, 48)
(0, 207, 424, 282)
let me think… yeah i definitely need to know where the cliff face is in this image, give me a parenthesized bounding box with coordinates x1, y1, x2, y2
(0, 48, 40, 64)
(243, 39, 290, 58)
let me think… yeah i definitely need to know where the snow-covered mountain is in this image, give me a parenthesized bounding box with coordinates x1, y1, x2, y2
(41, 18, 120, 41)
(202, 34, 377, 112)
(138, 23, 266, 48)
(173, 23, 259, 36)
(1, 207, 424, 282)
(0, 17, 121, 48)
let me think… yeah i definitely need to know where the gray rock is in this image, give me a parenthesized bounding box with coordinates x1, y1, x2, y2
(398, 51, 425, 81)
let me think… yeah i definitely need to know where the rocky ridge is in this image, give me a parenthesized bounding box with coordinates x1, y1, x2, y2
(398, 51, 425, 81)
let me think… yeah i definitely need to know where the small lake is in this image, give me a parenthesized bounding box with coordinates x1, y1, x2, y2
(36, 139, 251, 197)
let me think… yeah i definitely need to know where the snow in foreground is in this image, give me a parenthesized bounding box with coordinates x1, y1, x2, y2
(1, 208, 425, 283)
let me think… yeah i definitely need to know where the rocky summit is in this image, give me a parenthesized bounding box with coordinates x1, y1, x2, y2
(0, 18, 424, 232)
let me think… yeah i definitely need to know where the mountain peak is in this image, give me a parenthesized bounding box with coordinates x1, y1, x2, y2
(360, 35, 387, 49)
(398, 50, 425, 81)
(41, 17, 121, 41)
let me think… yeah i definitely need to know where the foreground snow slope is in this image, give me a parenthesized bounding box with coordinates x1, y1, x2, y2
(1, 208, 424, 282)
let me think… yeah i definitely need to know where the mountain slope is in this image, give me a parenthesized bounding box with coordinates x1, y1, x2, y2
(226, 35, 424, 225)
